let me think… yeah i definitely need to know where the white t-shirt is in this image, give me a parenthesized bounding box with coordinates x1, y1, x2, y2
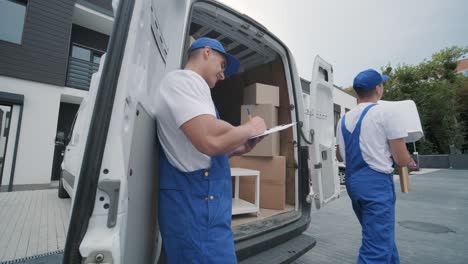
(153, 70, 216, 172)
(336, 103, 408, 174)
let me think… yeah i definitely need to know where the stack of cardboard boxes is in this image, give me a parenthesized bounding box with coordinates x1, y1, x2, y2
(230, 83, 287, 210)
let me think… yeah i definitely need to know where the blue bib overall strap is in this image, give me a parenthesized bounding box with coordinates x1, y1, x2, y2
(341, 104, 400, 264)
(158, 109, 236, 264)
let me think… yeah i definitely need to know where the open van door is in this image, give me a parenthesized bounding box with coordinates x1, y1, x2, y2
(62, 0, 189, 263)
(62, 0, 330, 262)
(308, 55, 340, 209)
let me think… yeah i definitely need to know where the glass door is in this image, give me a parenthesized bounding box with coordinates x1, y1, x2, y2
(0, 104, 13, 188)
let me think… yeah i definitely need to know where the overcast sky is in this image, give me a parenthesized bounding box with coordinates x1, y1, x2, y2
(218, 0, 468, 87)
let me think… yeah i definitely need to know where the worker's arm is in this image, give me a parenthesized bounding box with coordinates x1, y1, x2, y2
(389, 138, 411, 167)
(336, 145, 343, 162)
(181, 115, 266, 156)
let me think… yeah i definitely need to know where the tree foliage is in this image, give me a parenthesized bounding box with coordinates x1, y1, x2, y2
(381, 46, 468, 154)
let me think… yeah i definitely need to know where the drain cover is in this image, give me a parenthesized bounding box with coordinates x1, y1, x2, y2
(398, 221, 455, 234)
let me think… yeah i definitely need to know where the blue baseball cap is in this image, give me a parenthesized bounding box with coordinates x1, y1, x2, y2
(353, 69, 390, 90)
(189, 37, 240, 78)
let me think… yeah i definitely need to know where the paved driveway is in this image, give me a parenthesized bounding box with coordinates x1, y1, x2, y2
(295, 169, 468, 264)
(0, 189, 70, 263)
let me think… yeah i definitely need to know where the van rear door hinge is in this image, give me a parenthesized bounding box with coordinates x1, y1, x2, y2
(98, 179, 121, 228)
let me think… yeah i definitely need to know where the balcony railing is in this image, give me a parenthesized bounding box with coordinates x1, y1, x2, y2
(66, 57, 99, 90)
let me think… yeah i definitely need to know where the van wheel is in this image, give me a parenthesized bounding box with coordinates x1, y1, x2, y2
(58, 176, 70, 199)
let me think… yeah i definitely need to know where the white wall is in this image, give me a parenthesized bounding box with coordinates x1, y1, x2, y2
(333, 87, 357, 116)
(0, 76, 87, 185)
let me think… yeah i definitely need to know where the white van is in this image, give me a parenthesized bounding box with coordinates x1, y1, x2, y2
(59, 0, 340, 263)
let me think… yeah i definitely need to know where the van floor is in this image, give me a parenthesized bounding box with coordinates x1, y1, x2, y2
(231, 205, 294, 227)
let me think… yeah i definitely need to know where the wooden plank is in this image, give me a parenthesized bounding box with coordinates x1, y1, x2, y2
(0, 191, 10, 203)
(26, 190, 42, 257)
(1, 191, 33, 261)
(0, 191, 17, 242)
(59, 198, 71, 237)
(0, 190, 72, 261)
(46, 191, 58, 252)
(37, 190, 49, 255)
(54, 192, 66, 250)
(399, 166, 411, 193)
(0, 191, 26, 261)
(14, 191, 37, 260)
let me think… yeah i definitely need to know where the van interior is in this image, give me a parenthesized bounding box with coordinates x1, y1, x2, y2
(186, 2, 300, 228)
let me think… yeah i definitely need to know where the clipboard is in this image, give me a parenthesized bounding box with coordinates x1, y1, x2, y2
(250, 122, 296, 139)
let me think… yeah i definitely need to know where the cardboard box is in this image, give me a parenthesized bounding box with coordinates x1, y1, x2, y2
(243, 83, 280, 107)
(241, 104, 277, 127)
(261, 180, 286, 210)
(230, 156, 286, 210)
(241, 104, 279, 157)
(399, 166, 410, 193)
(245, 133, 279, 157)
(233, 178, 285, 210)
(235, 177, 255, 204)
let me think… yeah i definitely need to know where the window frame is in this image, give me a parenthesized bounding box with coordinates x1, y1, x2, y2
(0, 0, 29, 45)
(70, 42, 105, 65)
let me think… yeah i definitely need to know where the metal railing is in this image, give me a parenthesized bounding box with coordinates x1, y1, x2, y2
(66, 57, 100, 90)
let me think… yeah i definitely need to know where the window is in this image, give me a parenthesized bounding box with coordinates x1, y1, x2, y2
(71, 45, 91, 61)
(4, 111, 10, 137)
(92, 54, 102, 64)
(0, 0, 27, 44)
(463, 70, 468, 77)
(71, 44, 103, 64)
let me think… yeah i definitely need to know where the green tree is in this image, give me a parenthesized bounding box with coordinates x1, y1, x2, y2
(456, 77, 468, 151)
(381, 46, 468, 154)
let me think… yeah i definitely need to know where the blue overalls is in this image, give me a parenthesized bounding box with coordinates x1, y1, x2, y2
(341, 104, 400, 264)
(158, 111, 237, 263)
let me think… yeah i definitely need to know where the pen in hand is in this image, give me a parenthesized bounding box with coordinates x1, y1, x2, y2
(246, 107, 253, 121)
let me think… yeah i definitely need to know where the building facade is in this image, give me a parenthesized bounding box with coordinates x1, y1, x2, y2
(332, 84, 357, 135)
(455, 53, 468, 76)
(0, 0, 113, 190)
(300, 78, 357, 138)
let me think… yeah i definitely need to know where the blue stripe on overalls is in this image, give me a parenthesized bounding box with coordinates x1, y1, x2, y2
(341, 104, 400, 264)
(158, 110, 237, 264)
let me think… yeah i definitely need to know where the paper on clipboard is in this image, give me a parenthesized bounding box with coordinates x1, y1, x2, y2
(250, 122, 296, 139)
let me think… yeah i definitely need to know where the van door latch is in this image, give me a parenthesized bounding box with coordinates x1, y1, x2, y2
(98, 179, 121, 228)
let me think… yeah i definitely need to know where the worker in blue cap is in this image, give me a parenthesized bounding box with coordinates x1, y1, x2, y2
(336, 69, 410, 264)
(153, 37, 266, 263)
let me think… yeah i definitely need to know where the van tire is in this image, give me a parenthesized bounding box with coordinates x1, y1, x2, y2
(58, 175, 70, 199)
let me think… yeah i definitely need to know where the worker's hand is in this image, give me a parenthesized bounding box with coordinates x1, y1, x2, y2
(229, 136, 264, 157)
(245, 136, 264, 151)
(245, 116, 267, 138)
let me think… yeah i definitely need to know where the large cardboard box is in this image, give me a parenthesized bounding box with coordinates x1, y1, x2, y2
(230, 156, 286, 210)
(241, 104, 277, 127)
(241, 104, 279, 157)
(243, 83, 280, 107)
